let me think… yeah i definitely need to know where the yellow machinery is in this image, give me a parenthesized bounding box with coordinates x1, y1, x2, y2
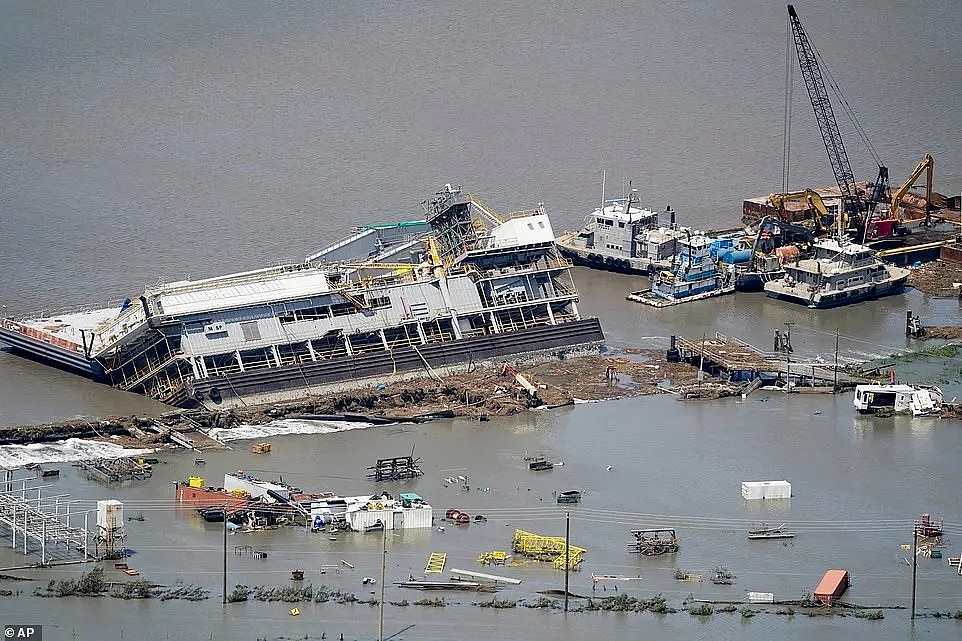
(767, 190, 834, 234)
(477, 550, 508, 565)
(891, 154, 934, 220)
(512, 529, 586, 570)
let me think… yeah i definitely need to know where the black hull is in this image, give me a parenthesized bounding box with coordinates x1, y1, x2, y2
(190, 318, 605, 408)
(0, 327, 104, 380)
(558, 246, 654, 276)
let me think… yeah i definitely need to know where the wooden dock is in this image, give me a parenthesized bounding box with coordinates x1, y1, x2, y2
(675, 333, 870, 388)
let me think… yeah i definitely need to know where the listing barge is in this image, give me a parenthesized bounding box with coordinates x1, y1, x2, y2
(0, 184, 604, 409)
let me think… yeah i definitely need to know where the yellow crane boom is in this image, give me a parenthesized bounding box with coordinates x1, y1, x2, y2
(891, 154, 934, 220)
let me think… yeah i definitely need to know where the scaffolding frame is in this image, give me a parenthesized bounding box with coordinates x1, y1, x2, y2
(0, 469, 93, 565)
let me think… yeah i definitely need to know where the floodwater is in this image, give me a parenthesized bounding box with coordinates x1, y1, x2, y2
(1, 1, 961, 639)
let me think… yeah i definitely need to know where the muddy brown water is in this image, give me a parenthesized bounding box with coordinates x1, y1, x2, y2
(2, 1, 962, 639)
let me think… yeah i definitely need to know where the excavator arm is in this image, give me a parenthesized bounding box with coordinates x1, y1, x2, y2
(767, 190, 834, 234)
(891, 154, 934, 220)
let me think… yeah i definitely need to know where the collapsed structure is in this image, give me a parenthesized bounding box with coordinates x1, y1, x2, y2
(0, 184, 603, 409)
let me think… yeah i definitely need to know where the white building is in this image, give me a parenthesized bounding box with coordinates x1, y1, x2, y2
(310, 492, 432, 531)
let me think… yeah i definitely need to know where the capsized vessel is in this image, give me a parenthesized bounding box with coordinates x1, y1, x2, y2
(0, 184, 604, 408)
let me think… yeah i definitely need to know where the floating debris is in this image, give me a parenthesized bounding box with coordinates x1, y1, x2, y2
(747, 524, 796, 540)
(627, 529, 680, 555)
(367, 449, 423, 482)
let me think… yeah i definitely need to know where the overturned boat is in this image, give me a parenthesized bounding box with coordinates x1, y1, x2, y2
(0, 184, 603, 409)
(853, 383, 942, 417)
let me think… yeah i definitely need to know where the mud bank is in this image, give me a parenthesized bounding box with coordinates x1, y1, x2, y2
(0, 351, 700, 447)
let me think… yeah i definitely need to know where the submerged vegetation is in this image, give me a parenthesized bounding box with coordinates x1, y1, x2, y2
(891, 343, 960, 361)
(9, 568, 914, 624)
(32, 567, 207, 601)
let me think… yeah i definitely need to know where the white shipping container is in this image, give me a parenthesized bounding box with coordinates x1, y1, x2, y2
(747, 592, 775, 603)
(346, 505, 433, 531)
(741, 480, 791, 500)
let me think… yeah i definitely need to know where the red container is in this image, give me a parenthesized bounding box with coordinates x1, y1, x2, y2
(814, 569, 849, 605)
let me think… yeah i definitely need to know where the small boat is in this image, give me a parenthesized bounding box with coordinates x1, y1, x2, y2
(556, 490, 582, 504)
(854, 384, 942, 417)
(711, 567, 735, 585)
(528, 458, 554, 471)
(198, 507, 226, 523)
(747, 524, 796, 540)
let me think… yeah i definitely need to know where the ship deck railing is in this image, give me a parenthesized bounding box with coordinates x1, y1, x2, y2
(472, 256, 573, 282)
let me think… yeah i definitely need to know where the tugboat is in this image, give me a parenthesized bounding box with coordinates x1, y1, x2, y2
(627, 232, 737, 307)
(555, 183, 684, 275)
(764, 236, 909, 308)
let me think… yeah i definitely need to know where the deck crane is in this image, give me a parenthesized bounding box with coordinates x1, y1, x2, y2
(786, 5, 895, 240)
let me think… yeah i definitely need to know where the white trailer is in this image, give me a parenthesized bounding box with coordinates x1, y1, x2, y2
(741, 480, 791, 500)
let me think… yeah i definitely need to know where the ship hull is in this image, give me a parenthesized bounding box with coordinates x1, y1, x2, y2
(0, 324, 104, 379)
(188, 317, 605, 409)
(557, 243, 665, 276)
(764, 276, 908, 309)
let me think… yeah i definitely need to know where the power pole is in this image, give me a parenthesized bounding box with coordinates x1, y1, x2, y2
(833, 328, 839, 392)
(378, 524, 387, 640)
(564, 512, 570, 613)
(784, 322, 795, 393)
(911, 519, 919, 621)
(222, 501, 228, 605)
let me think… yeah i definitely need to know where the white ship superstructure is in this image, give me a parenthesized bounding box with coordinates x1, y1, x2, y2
(555, 188, 685, 274)
(0, 184, 603, 408)
(763, 237, 910, 309)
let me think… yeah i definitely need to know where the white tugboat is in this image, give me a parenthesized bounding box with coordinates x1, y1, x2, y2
(763, 237, 910, 308)
(555, 183, 686, 275)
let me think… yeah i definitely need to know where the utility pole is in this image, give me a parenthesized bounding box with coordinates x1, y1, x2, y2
(698, 333, 705, 391)
(564, 512, 570, 613)
(911, 518, 919, 621)
(784, 322, 794, 393)
(222, 501, 228, 605)
(378, 524, 387, 641)
(833, 328, 839, 392)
